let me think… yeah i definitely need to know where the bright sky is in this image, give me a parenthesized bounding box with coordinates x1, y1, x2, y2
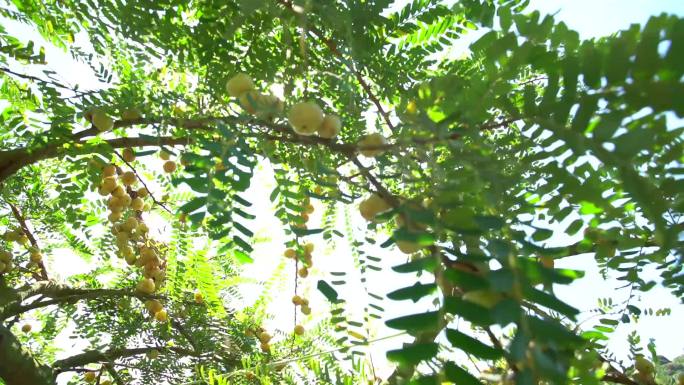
(3, 1, 683, 384)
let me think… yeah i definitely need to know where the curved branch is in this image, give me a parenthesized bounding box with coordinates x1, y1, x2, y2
(53, 346, 199, 371)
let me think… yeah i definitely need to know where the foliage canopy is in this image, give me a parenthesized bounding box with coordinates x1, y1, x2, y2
(0, 1, 682, 385)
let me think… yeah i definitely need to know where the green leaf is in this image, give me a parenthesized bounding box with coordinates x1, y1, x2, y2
(444, 362, 482, 385)
(387, 282, 437, 302)
(317, 280, 339, 302)
(443, 297, 494, 326)
(385, 311, 440, 332)
(445, 329, 503, 360)
(392, 257, 437, 273)
(386, 343, 439, 366)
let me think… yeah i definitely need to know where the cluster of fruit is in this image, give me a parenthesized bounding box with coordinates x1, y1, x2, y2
(95, 153, 169, 322)
(0, 248, 14, 274)
(85, 107, 142, 132)
(246, 326, 273, 353)
(83, 370, 113, 385)
(226, 73, 285, 122)
(291, 295, 311, 317)
(1, 228, 40, 274)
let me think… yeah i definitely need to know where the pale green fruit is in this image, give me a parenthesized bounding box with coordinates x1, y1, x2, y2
(358, 133, 387, 157)
(226, 73, 255, 97)
(92, 109, 114, 132)
(317, 114, 342, 138)
(288, 102, 324, 135)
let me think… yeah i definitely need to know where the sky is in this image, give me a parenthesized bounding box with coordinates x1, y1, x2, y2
(2, 1, 683, 384)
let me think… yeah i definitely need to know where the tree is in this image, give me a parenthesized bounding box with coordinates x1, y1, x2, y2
(0, 0, 682, 384)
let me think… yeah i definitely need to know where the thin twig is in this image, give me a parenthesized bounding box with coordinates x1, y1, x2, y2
(6, 202, 49, 280)
(113, 151, 173, 214)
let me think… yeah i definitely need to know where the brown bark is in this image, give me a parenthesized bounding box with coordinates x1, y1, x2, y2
(0, 325, 55, 385)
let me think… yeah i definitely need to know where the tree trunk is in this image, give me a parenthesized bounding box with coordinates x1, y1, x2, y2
(0, 325, 55, 385)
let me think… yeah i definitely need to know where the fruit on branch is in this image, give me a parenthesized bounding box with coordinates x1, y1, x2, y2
(288, 102, 324, 135)
(292, 295, 303, 306)
(194, 291, 203, 304)
(121, 108, 143, 120)
(21, 324, 32, 333)
(284, 248, 296, 259)
(100, 176, 117, 194)
(147, 349, 160, 359)
(317, 114, 342, 139)
(304, 242, 314, 254)
(29, 249, 43, 263)
(255, 93, 285, 121)
(122, 148, 136, 163)
(84, 371, 97, 383)
(258, 331, 272, 343)
(358, 193, 392, 222)
(300, 305, 311, 315)
(131, 197, 144, 211)
(462, 290, 503, 309)
(154, 309, 168, 322)
(91, 109, 114, 132)
(163, 160, 177, 173)
(136, 187, 149, 198)
(298, 267, 309, 278)
(159, 150, 171, 161)
(395, 240, 423, 254)
(145, 299, 163, 314)
(103, 164, 117, 177)
(294, 325, 305, 335)
(122, 171, 137, 186)
(136, 278, 156, 294)
(226, 73, 255, 97)
(357, 133, 387, 158)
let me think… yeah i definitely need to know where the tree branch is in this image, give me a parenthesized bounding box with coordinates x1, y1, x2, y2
(0, 325, 54, 385)
(7, 202, 49, 280)
(53, 345, 200, 370)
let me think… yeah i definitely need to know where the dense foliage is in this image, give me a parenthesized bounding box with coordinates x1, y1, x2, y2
(0, 0, 682, 385)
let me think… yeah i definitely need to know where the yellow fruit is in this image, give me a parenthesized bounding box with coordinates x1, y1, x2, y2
(301, 305, 311, 315)
(136, 187, 149, 198)
(358, 193, 392, 222)
(122, 148, 136, 162)
(298, 267, 309, 278)
(406, 100, 418, 115)
(292, 295, 303, 305)
(304, 243, 314, 254)
(121, 108, 142, 120)
(288, 102, 324, 135)
(137, 278, 156, 294)
(462, 290, 503, 309)
(147, 349, 160, 359)
(255, 93, 284, 120)
(284, 249, 296, 259)
(163, 161, 177, 173)
(159, 151, 170, 161)
(125, 254, 137, 266)
(226, 73, 255, 97)
(304, 203, 314, 214)
(258, 332, 271, 343)
(103, 164, 117, 177)
(294, 325, 305, 335)
(358, 133, 387, 157)
(111, 186, 126, 198)
(194, 291, 203, 304)
(635, 355, 654, 374)
(108, 211, 122, 222)
(260, 342, 270, 352)
(92, 109, 114, 132)
(21, 324, 32, 333)
(131, 197, 144, 211)
(396, 240, 423, 254)
(238, 90, 262, 114)
(17, 235, 29, 245)
(317, 114, 342, 138)
(121, 171, 137, 186)
(84, 371, 97, 383)
(145, 300, 163, 314)
(154, 309, 168, 322)
(100, 176, 117, 193)
(30, 252, 43, 264)
(0, 250, 11, 263)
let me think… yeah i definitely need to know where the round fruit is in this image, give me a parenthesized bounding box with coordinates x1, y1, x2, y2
(121, 171, 137, 186)
(111, 186, 126, 198)
(304, 243, 314, 254)
(103, 164, 117, 177)
(304, 203, 314, 214)
(294, 325, 305, 335)
(255, 94, 284, 120)
(288, 102, 324, 135)
(260, 342, 270, 352)
(194, 291, 203, 304)
(292, 295, 303, 305)
(108, 211, 122, 222)
(131, 197, 144, 211)
(540, 256, 554, 269)
(462, 290, 503, 309)
(147, 349, 160, 359)
(163, 161, 177, 173)
(30, 252, 42, 264)
(359, 193, 392, 222)
(301, 305, 311, 315)
(122, 148, 136, 162)
(100, 176, 117, 193)
(92, 109, 114, 132)
(298, 267, 309, 278)
(396, 240, 423, 254)
(358, 133, 387, 157)
(84, 371, 97, 383)
(21, 324, 32, 333)
(145, 299, 163, 314)
(258, 332, 271, 343)
(136, 187, 149, 198)
(121, 108, 142, 120)
(284, 249, 296, 259)
(159, 151, 170, 161)
(154, 309, 168, 322)
(137, 278, 156, 294)
(317, 114, 342, 139)
(226, 73, 255, 97)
